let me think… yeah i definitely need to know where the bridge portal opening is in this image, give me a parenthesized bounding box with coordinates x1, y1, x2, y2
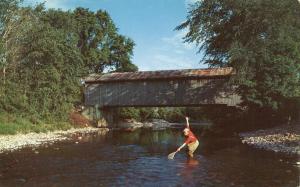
(83, 105, 239, 131)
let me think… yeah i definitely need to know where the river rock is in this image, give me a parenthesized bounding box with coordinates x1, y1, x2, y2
(97, 119, 108, 128)
(143, 122, 154, 128)
(118, 120, 143, 131)
(0, 127, 102, 153)
(239, 124, 300, 155)
(118, 119, 172, 131)
(150, 119, 171, 130)
(15, 178, 26, 183)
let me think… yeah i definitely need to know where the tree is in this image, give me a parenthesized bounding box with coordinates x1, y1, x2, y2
(0, 0, 21, 33)
(0, 4, 138, 122)
(41, 7, 138, 73)
(178, 0, 300, 112)
(2, 6, 84, 120)
(73, 8, 137, 74)
(0, 0, 22, 84)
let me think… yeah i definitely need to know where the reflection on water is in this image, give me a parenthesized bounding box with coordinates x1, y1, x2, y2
(0, 129, 299, 187)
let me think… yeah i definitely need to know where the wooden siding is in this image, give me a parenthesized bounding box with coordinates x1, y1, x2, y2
(84, 77, 241, 107)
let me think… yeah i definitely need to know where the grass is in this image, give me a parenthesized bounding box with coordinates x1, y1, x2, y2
(0, 113, 74, 135)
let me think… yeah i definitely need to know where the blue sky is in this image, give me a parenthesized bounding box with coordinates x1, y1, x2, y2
(23, 0, 206, 71)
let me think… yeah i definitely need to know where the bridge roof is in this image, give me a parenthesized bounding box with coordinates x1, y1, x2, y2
(84, 67, 233, 83)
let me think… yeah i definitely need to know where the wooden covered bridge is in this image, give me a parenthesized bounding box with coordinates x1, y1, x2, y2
(83, 67, 241, 125)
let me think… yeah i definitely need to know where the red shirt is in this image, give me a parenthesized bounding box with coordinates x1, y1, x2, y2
(184, 129, 198, 144)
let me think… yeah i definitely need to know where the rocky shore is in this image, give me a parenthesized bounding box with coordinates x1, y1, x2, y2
(239, 124, 300, 155)
(0, 127, 108, 153)
(116, 119, 172, 131)
(117, 119, 211, 131)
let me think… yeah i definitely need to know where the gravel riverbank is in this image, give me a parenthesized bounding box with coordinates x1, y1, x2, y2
(0, 127, 108, 153)
(239, 124, 300, 155)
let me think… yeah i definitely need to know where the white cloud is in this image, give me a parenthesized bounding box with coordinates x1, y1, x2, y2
(46, 0, 69, 9)
(161, 29, 196, 51)
(153, 54, 194, 69)
(136, 30, 206, 71)
(185, 0, 200, 4)
(138, 54, 199, 71)
(185, 0, 202, 7)
(23, 0, 74, 10)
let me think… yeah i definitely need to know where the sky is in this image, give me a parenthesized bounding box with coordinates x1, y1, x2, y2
(23, 0, 206, 71)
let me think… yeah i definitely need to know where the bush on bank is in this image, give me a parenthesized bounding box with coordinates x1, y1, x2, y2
(0, 113, 73, 135)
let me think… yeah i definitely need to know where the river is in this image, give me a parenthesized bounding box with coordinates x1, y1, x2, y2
(0, 128, 299, 187)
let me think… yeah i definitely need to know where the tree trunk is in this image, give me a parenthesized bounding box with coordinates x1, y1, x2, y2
(3, 67, 5, 84)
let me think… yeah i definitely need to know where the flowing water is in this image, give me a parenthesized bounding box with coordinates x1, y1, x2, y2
(0, 128, 299, 187)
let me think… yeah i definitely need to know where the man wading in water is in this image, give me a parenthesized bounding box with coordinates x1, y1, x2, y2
(176, 117, 199, 158)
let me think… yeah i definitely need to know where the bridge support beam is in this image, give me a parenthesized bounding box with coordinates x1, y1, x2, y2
(98, 107, 118, 128)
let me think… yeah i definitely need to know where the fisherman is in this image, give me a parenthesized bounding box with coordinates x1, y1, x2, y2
(176, 117, 199, 158)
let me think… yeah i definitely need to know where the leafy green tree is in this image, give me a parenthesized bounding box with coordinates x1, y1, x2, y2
(0, 0, 21, 32)
(0, 4, 138, 123)
(178, 0, 300, 112)
(73, 8, 137, 74)
(119, 107, 141, 121)
(2, 6, 83, 120)
(0, 0, 22, 84)
(41, 7, 138, 74)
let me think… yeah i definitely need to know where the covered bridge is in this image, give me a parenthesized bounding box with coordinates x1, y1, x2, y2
(84, 67, 241, 108)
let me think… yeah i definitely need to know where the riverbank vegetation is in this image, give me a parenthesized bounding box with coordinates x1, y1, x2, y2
(0, 113, 72, 135)
(176, 0, 300, 133)
(0, 1, 137, 134)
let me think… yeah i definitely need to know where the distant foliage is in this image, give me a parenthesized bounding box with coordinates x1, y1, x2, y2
(118, 108, 141, 121)
(118, 107, 203, 123)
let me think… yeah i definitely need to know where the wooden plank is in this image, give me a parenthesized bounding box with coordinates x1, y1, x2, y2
(84, 77, 242, 107)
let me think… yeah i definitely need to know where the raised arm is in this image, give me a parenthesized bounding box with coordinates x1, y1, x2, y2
(185, 116, 190, 129)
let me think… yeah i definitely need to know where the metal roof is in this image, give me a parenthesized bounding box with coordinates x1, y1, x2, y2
(84, 67, 234, 83)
